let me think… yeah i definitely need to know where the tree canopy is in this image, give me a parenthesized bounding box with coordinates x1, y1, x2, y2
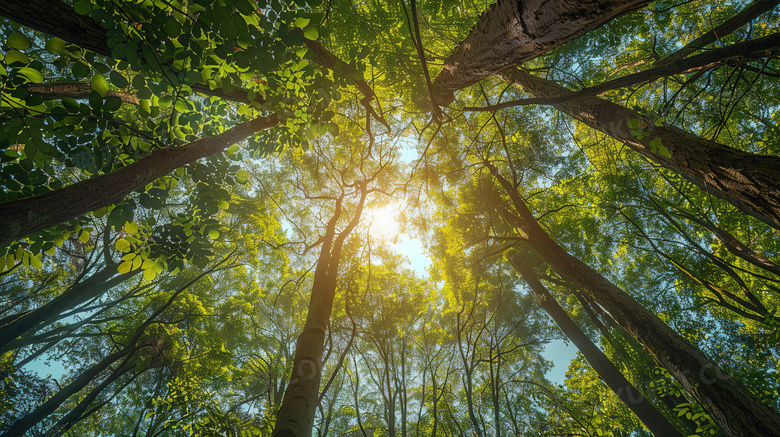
(1, 0, 780, 436)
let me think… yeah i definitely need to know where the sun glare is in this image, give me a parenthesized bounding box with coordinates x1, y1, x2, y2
(367, 203, 403, 237)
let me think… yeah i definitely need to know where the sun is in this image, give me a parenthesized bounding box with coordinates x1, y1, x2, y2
(366, 202, 403, 237)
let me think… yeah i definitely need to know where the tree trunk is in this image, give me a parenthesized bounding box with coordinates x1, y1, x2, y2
(0, 258, 224, 436)
(430, 0, 649, 106)
(0, 265, 137, 354)
(488, 164, 780, 437)
(272, 192, 367, 437)
(0, 115, 277, 245)
(505, 68, 780, 231)
(2, 343, 137, 436)
(509, 255, 685, 437)
(44, 364, 135, 437)
(28, 82, 139, 104)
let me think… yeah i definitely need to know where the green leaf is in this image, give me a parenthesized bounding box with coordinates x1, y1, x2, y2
(132, 74, 146, 90)
(5, 50, 29, 66)
(30, 254, 43, 269)
(159, 95, 173, 108)
(116, 238, 131, 252)
(74, 0, 92, 15)
(110, 70, 129, 88)
(294, 17, 311, 28)
(45, 37, 68, 55)
(62, 97, 80, 112)
(143, 267, 157, 281)
(79, 229, 90, 243)
(118, 260, 133, 274)
(72, 60, 91, 78)
(124, 221, 138, 234)
(303, 27, 319, 40)
(91, 74, 110, 97)
(7, 31, 31, 50)
(236, 169, 249, 184)
(18, 67, 44, 83)
(163, 18, 181, 38)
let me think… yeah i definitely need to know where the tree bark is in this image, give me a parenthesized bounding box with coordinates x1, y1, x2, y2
(28, 82, 139, 104)
(430, 0, 649, 106)
(488, 164, 780, 437)
(509, 255, 684, 437)
(505, 68, 780, 231)
(0, 115, 277, 245)
(272, 192, 367, 437)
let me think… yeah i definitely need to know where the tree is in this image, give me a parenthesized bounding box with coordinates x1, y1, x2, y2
(487, 161, 780, 436)
(430, 0, 650, 105)
(509, 254, 684, 436)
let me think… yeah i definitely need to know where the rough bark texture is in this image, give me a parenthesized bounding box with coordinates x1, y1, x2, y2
(506, 68, 780, 231)
(28, 82, 140, 104)
(0, 0, 109, 55)
(0, 0, 264, 105)
(509, 256, 684, 437)
(431, 0, 649, 105)
(0, 115, 278, 245)
(272, 194, 366, 437)
(489, 165, 780, 437)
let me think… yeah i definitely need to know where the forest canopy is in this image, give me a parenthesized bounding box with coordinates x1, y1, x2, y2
(1, 0, 780, 436)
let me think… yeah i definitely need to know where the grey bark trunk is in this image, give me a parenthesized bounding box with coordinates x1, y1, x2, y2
(0, 115, 277, 245)
(431, 0, 649, 105)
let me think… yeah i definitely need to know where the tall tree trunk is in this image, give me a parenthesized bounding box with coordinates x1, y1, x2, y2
(2, 341, 138, 436)
(0, 257, 226, 436)
(0, 265, 138, 353)
(505, 68, 780, 231)
(44, 364, 135, 437)
(0, 115, 277, 245)
(272, 191, 367, 437)
(430, 0, 649, 106)
(509, 255, 685, 437)
(488, 164, 780, 437)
